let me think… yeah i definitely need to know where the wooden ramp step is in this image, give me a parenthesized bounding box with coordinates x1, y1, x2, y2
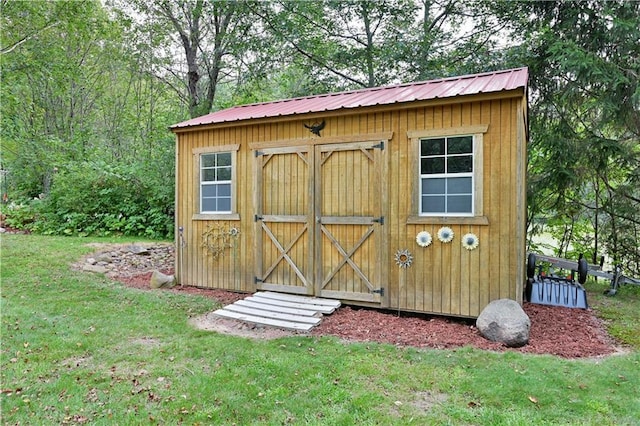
(212, 291, 341, 332)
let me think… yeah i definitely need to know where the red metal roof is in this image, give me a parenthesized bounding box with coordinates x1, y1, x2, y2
(171, 67, 528, 130)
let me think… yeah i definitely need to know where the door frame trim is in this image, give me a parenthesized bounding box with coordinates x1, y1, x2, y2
(249, 132, 393, 150)
(253, 135, 391, 307)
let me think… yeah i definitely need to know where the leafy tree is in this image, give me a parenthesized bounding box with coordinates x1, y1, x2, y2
(1, 0, 181, 238)
(2, 0, 115, 196)
(251, 0, 522, 92)
(252, 0, 420, 90)
(118, 0, 263, 118)
(501, 0, 640, 274)
(406, 0, 521, 79)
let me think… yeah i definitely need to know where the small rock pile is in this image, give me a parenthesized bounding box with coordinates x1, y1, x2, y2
(76, 243, 174, 278)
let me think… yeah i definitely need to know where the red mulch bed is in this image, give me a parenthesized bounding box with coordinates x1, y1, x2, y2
(116, 270, 620, 359)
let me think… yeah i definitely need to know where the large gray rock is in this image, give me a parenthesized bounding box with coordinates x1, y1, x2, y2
(127, 245, 150, 255)
(82, 264, 108, 274)
(476, 299, 530, 347)
(149, 270, 176, 289)
(95, 252, 113, 263)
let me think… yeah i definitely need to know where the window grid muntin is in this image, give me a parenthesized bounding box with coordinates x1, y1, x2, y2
(420, 135, 474, 216)
(200, 152, 232, 214)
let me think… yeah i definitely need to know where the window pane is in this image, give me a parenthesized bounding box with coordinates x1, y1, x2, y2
(448, 195, 472, 213)
(202, 169, 217, 181)
(217, 183, 231, 196)
(202, 184, 217, 197)
(217, 166, 231, 181)
(448, 156, 472, 173)
(422, 196, 445, 213)
(217, 197, 231, 212)
(423, 158, 445, 174)
(420, 158, 431, 174)
(421, 138, 445, 156)
(447, 177, 472, 194)
(200, 151, 234, 213)
(448, 136, 472, 154)
(201, 154, 216, 168)
(422, 178, 445, 195)
(217, 152, 232, 166)
(202, 198, 216, 212)
(418, 136, 476, 216)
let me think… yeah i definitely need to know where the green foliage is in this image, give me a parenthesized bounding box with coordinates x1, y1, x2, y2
(1, 0, 182, 239)
(537, 215, 599, 261)
(516, 0, 640, 276)
(1, 201, 40, 231)
(5, 161, 174, 239)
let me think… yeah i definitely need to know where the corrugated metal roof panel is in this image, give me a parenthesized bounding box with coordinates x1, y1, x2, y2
(171, 67, 527, 130)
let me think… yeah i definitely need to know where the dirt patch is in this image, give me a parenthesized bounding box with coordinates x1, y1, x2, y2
(81, 243, 623, 358)
(189, 313, 306, 340)
(411, 391, 449, 411)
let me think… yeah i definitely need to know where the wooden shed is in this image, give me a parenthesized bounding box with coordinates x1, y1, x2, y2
(170, 67, 529, 318)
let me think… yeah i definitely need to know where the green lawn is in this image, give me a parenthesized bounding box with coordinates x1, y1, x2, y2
(1, 234, 639, 425)
(584, 276, 640, 350)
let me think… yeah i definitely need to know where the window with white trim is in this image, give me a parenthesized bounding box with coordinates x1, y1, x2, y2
(200, 152, 232, 214)
(420, 135, 474, 216)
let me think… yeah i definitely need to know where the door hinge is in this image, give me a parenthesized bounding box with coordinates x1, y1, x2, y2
(372, 141, 384, 150)
(254, 277, 263, 284)
(254, 214, 263, 222)
(372, 288, 384, 296)
(255, 150, 264, 157)
(373, 216, 384, 225)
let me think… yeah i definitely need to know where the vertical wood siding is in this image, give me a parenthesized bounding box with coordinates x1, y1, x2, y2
(390, 97, 524, 317)
(175, 92, 526, 317)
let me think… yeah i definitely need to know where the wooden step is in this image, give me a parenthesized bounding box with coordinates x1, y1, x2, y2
(211, 291, 341, 332)
(213, 309, 316, 332)
(223, 304, 321, 325)
(234, 299, 319, 317)
(243, 296, 337, 314)
(257, 291, 342, 308)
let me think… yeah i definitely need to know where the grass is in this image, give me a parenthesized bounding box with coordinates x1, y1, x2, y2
(1, 234, 639, 425)
(584, 277, 640, 350)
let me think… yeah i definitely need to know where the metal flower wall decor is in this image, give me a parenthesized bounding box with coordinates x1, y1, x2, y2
(461, 233, 479, 250)
(394, 249, 413, 268)
(437, 226, 454, 243)
(201, 224, 241, 259)
(415, 231, 432, 247)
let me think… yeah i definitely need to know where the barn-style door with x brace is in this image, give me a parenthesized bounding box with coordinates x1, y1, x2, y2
(254, 146, 314, 295)
(315, 141, 387, 304)
(254, 140, 388, 305)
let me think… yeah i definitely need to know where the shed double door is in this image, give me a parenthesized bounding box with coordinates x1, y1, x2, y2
(255, 141, 387, 306)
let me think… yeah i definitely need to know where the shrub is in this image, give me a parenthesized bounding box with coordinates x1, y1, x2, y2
(1, 200, 40, 231)
(27, 160, 174, 239)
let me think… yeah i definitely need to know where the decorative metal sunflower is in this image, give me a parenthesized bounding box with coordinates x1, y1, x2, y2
(416, 231, 432, 247)
(461, 233, 479, 250)
(437, 226, 454, 243)
(394, 249, 413, 269)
